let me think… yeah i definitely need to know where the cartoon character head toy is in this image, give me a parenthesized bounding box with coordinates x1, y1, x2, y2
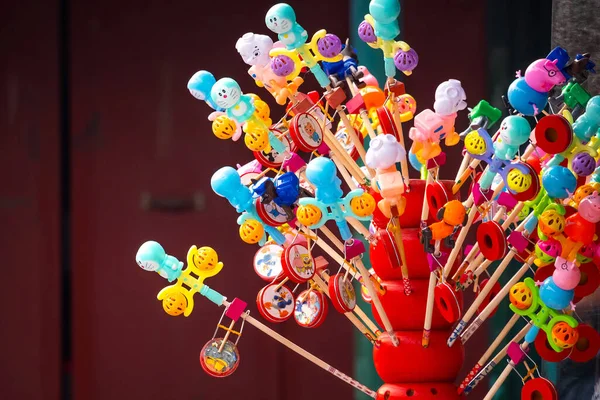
(524, 58, 566, 92)
(366, 134, 406, 170)
(433, 79, 467, 116)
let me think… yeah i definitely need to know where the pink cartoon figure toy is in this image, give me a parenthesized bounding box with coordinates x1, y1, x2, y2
(524, 58, 566, 93)
(236, 32, 304, 105)
(409, 80, 467, 161)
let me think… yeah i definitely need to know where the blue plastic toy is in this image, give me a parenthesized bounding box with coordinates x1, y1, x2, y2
(492, 115, 531, 161)
(507, 77, 548, 116)
(573, 96, 600, 142)
(211, 166, 286, 246)
(541, 165, 577, 199)
(187, 70, 221, 111)
(298, 157, 372, 240)
(136, 241, 184, 282)
(210, 78, 256, 124)
(369, 0, 401, 41)
(265, 3, 308, 50)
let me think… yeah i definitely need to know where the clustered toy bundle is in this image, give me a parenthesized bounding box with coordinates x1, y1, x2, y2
(135, 1, 600, 399)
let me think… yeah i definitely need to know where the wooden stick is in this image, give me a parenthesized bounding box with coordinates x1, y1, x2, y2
(388, 214, 411, 294)
(218, 319, 237, 352)
(331, 152, 358, 190)
(320, 226, 345, 252)
(463, 322, 531, 395)
(323, 127, 367, 183)
(422, 271, 438, 348)
(319, 271, 381, 338)
(442, 204, 478, 278)
(236, 305, 377, 398)
(460, 256, 534, 345)
(455, 153, 472, 183)
(274, 277, 290, 292)
(337, 107, 375, 179)
(311, 273, 378, 343)
(483, 341, 530, 400)
(453, 159, 482, 194)
(347, 217, 374, 241)
(389, 90, 411, 190)
(353, 256, 399, 346)
(447, 249, 524, 347)
(457, 313, 520, 394)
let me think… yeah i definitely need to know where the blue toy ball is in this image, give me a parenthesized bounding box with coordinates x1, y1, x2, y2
(539, 277, 574, 310)
(408, 151, 423, 171)
(542, 165, 577, 199)
(507, 77, 548, 116)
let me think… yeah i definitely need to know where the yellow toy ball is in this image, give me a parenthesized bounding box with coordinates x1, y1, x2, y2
(192, 247, 219, 271)
(253, 99, 272, 126)
(296, 204, 323, 226)
(244, 127, 269, 152)
(572, 184, 597, 207)
(538, 209, 565, 238)
(212, 115, 237, 140)
(509, 282, 533, 310)
(464, 131, 487, 155)
(162, 291, 187, 316)
(239, 219, 264, 244)
(506, 169, 532, 193)
(350, 193, 376, 217)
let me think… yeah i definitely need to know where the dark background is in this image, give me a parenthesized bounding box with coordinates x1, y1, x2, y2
(0, 0, 557, 399)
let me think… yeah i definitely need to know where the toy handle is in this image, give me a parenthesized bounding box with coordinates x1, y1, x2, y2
(199, 284, 226, 306)
(384, 57, 396, 78)
(309, 64, 330, 88)
(140, 191, 205, 212)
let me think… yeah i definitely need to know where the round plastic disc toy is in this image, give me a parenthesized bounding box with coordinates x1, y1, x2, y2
(426, 182, 449, 221)
(289, 112, 324, 152)
(569, 324, 600, 363)
(256, 283, 295, 323)
(521, 377, 557, 400)
(476, 221, 507, 261)
(199, 338, 241, 378)
(534, 332, 572, 362)
(328, 273, 357, 313)
(376, 106, 400, 141)
(253, 131, 295, 169)
(434, 281, 462, 323)
(282, 242, 316, 283)
(253, 244, 285, 282)
(294, 289, 328, 328)
(534, 114, 573, 155)
(255, 198, 291, 227)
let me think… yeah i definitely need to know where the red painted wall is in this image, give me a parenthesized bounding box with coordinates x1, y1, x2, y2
(0, 1, 61, 399)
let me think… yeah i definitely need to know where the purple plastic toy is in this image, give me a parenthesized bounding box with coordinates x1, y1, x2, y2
(317, 34, 342, 59)
(394, 48, 419, 72)
(572, 152, 596, 176)
(271, 55, 296, 77)
(358, 20, 377, 44)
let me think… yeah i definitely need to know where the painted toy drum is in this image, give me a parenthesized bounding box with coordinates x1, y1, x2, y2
(534, 115, 573, 155)
(253, 129, 295, 169)
(434, 281, 463, 323)
(256, 283, 295, 323)
(476, 221, 507, 261)
(294, 289, 328, 328)
(521, 378, 557, 400)
(376, 383, 460, 400)
(373, 331, 464, 383)
(534, 332, 572, 363)
(256, 198, 291, 227)
(199, 338, 241, 378)
(289, 112, 324, 152)
(253, 244, 285, 282)
(328, 273, 357, 313)
(282, 242, 315, 283)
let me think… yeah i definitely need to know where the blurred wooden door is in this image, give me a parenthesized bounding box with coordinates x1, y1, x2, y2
(0, 1, 61, 399)
(70, 1, 352, 399)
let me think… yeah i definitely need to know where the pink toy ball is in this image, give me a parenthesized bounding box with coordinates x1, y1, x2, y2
(271, 54, 295, 77)
(553, 257, 581, 291)
(358, 20, 377, 43)
(394, 48, 419, 72)
(317, 34, 342, 58)
(524, 58, 566, 93)
(538, 239, 561, 257)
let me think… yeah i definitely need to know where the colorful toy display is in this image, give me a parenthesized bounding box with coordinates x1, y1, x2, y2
(135, 1, 600, 399)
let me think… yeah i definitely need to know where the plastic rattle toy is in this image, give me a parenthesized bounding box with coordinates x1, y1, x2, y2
(211, 166, 286, 245)
(136, 241, 184, 283)
(358, 0, 418, 78)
